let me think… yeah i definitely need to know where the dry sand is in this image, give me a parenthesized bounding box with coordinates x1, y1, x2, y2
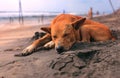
(0, 23, 44, 50)
(0, 14, 120, 78)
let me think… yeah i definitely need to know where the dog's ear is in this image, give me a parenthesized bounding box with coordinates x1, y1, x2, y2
(40, 27, 51, 34)
(72, 18, 86, 30)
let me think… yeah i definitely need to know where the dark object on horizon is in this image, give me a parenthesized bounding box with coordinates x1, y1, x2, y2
(9, 17, 14, 23)
(41, 15, 44, 25)
(96, 11, 100, 15)
(63, 10, 65, 14)
(109, 0, 115, 14)
(38, 15, 44, 25)
(88, 7, 93, 19)
(19, 0, 24, 25)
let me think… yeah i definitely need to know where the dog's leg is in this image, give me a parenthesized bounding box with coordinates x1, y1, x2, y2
(43, 41, 55, 49)
(81, 28, 90, 42)
(15, 34, 51, 56)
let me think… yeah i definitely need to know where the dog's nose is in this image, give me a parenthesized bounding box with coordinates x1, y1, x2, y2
(56, 46, 64, 54)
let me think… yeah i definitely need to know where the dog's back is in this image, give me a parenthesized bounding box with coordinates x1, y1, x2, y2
(51, 14, 115, 42)
(51, 14, 82, 25)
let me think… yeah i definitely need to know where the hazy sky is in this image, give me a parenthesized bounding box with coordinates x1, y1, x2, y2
(0, 0, 120, 14)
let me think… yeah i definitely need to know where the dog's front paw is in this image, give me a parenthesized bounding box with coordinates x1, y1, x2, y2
(44, 41, 55, 49)
(23, 45, 36, 53)
(15, 45, 36, 56)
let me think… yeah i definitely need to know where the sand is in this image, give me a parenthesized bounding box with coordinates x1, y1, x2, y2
(0, 14, 120, 78)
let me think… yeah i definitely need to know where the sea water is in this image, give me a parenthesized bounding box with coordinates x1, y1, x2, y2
(0, 12, 59, 26)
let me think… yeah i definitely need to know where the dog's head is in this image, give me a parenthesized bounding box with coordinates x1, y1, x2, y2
(41, 18, 86, 53)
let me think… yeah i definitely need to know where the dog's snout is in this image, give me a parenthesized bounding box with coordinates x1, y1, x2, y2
(56, 46, 64, 54)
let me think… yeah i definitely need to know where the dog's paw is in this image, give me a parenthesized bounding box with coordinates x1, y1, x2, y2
(23, 45, 36, 53)
(44, 41, 55, 49)
(15, 45, 36, 56)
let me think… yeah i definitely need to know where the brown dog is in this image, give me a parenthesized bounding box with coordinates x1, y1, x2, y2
(18, 14, 115, 56)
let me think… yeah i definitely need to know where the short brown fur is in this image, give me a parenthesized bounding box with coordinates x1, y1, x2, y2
(21, 14, 115, 55)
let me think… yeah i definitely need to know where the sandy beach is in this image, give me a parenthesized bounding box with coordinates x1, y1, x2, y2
(0, 15, 54, 51)
(0, 13, 120, 78)
(0, 24, 41, 49)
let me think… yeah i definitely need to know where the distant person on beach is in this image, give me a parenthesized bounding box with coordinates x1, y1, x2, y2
(63, 10, 65, 14)
(96, 11, 100, 15)
(9, 17, 14, 23)
(38, 15, 44, 25)
(41, 15, 44, 25)
(88, 7, 93, 19)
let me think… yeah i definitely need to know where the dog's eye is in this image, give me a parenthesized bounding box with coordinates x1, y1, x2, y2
(53, 35, 57, 39)
(63, 34, 68, 37)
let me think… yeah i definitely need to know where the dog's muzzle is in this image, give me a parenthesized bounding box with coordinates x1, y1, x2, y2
(56, 46, 64, 54)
